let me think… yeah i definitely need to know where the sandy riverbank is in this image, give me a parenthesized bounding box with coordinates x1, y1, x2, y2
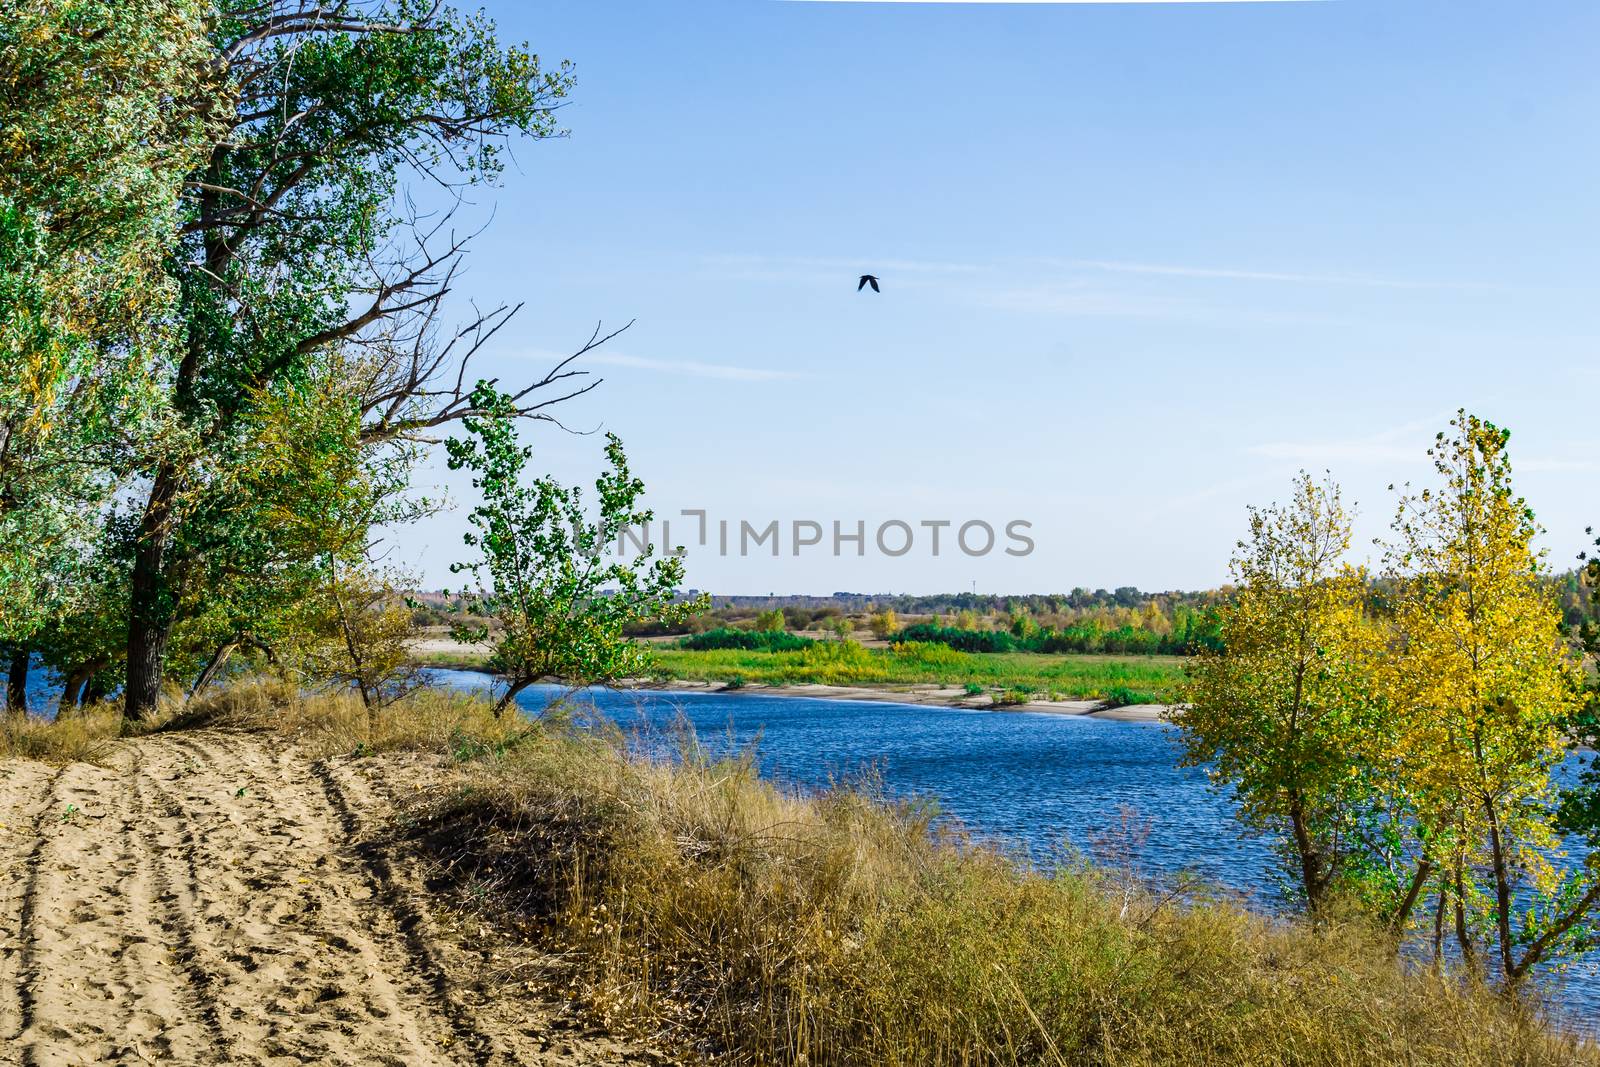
(617, 678, 1175, 722)
(410, 634, 1175, 722)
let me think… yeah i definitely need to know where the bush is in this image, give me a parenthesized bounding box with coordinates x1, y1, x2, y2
(895, 624, 1018, 653)
(790, 640, 889, 685)
(679, 627, 814, 652)
(888, 641, 967, 668)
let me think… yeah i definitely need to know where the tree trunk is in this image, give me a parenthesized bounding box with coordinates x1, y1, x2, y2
(1390, 857, 1434, 935)
(1432, 883, 1446, 966)
(190, 639, 239, 698)
(1482, 795, 1517, 983)
(493, 678, 532, 717)
(125, 467, 180, 719)
(1453, 864, 1480, 980)
(5, 646, 27, 717)
(57, 666, 90, 717)
(1287, 795, 1325, 913)
(82, 676, 109, 706)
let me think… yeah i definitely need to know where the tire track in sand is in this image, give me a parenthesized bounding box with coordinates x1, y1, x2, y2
(1, 729, 668, 1066)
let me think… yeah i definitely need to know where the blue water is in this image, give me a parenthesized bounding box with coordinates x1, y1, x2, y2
(444, 671, 1277, 887)
(427, 669, 1600, 1029)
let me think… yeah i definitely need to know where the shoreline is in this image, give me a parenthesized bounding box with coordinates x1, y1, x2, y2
(417, 659, 1174, 723)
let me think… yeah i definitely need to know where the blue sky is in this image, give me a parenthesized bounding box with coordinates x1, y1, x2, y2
(391, 0, 1599, 595)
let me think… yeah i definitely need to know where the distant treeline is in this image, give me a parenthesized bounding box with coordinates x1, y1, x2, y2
(419, 570, 1599, 650)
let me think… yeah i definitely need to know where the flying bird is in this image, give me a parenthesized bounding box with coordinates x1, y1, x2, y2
(857, 274, 880, 293)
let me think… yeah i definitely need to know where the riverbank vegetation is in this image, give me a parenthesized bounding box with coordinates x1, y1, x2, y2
(1181, 416, 1600, 994)
(14, 680, 1594, 1065)
(5, 4, 1600, 1061)
(651, 644, 1184, 705)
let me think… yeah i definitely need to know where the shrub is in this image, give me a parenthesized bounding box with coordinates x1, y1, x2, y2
(796, 640, 888, 684)
(888, 641, 966, 668)
(895, 624, 1018, 653)
(679, 627, 814, 652)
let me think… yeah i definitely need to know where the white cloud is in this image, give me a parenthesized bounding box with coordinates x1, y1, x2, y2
(583, 352, 801, 383)
(1055, 259, 1491, 291)
(1248, 417, 1448, 465)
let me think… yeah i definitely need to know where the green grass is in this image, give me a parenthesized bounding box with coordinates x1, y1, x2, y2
(646, 643, 1186, 704)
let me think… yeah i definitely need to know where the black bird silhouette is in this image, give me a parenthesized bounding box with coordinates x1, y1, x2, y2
(857, 274, 880, 293)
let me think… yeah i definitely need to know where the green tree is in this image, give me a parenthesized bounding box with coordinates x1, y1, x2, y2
(119, 1, 592, 717)
(447, 384, 703, 715)
(754, 608, 786, 633)
(1179, 474, 1393, 914)
(286, 560, 422, 710)
(0, 0, 219, 705)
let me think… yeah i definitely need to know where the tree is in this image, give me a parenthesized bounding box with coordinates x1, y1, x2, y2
(1179, 474, 1394, 914)
(287, 560, 422, 710)
(1, 0, 220, 703)
(1558, 527, 1600, 858)
(869, 610, 898, 640)
(755, 608, 786, 633)
(1382, 413, 1593, 986)
(118, 1, 598, 717)
(447, 384, 704, 715)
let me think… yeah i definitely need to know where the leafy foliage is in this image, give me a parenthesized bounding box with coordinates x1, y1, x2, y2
(1380, 414, 1592, 984)
(447, 383, 704, 712)
(679, 628, 814, 653)
(0, 0, 219, 648)
(115, 0, 581, 717)
(1178, 474, 1386, 913)
(1188, 415, 1598, 988)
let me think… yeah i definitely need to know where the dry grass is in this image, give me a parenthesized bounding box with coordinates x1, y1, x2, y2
(179, 677, 531, 758)
(2, 679, 528, 765)
(0, 703, 133, 764)
(403, 712, 1597, 1067)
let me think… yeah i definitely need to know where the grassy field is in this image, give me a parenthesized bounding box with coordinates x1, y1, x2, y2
(645, 643, 1188, 704)
(415, 642, 1189, 704)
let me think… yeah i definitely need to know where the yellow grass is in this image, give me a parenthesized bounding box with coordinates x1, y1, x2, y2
(0, 703, 131, 764)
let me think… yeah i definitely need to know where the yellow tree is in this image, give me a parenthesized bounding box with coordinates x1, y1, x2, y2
(1383, 412, 1592, 986)
(1180, 474, 1394, 913)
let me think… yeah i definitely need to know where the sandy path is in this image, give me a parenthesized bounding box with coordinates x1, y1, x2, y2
(0, 731, 667, 1066)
